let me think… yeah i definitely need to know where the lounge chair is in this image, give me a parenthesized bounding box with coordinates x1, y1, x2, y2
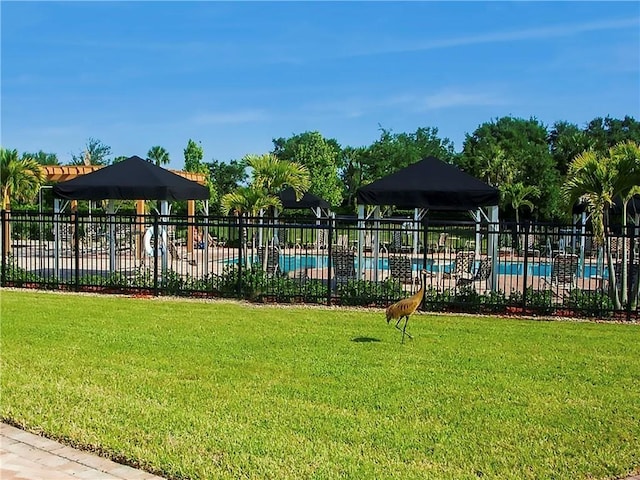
(391, 230, 412, 253)
(442, 250, 475, 289)
(335, 234, 350, 250)
(257, 245, 280, 277)
(542, 253, 579, 299)
(432, 232, 448, 254)
(316, 228, 328, 250)
(389, 255, 418, 290)
(363, 232, 373, 253)
(456, 256, 492, 294)
(332, 247, 357, 286)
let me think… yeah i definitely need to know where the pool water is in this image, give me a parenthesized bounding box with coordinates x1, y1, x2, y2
(234, 255, 608, 278)
(495, 261, 608, 279)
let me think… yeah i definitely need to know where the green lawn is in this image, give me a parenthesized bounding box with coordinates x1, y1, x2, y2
(1, 290, 639, 480)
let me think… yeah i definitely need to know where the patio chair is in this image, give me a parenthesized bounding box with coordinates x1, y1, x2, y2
(316, 228, 328, 250)
(442, 250, 475, 289)
(332, 247, 357, 286)
(363, 232, 373, 253)
(542, 253, 579, 299)
(335, 234, 350, 250)
(388, 255, 419, 290)
(257, 245, 280, 277)
(456, 256, 492, 294)
(55, 223, 76, 253)
(431, 232, 448, 254)
(391, 230, 412, 253)
(81, 222, 106, 252)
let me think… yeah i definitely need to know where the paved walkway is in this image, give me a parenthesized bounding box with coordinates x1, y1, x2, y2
(1, 421, 639, 480)
(0, 423, 165, 480)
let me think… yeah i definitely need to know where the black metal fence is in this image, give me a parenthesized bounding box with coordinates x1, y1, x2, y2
(2, 210, 638, 321)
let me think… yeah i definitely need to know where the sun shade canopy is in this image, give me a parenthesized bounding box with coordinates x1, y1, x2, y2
(279, 187, 331, 209)
(356, 156, 499, 210)
(53, 156, 210, 201)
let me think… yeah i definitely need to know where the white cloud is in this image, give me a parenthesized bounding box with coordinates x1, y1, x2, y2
(420, 90, 507, 110)
(189, 110, 269, 125)
(341, 17, 640, 59)
(304, 88, 507, 118)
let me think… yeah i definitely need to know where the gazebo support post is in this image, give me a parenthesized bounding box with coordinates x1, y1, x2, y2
(160, 201, 169, 275)
(107, 199, 117, 273)
(488, 205, 499, 291)
(373, 207, 381, 281)
(357, 204, 365, 279)
(187, 200, 195, 254)
(53, 198, 61, 281)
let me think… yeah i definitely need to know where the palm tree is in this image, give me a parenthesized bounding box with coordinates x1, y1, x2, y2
(609, 141, 640, 307)
(563, 141, 640, 308)
(147, 146, 170, 167)
(1, 148, 45, 210)
(221, 186, 281, 217)
(501, 182, 541, 251)
(221, 186, 281, 267)
(501, 182, 541, 226)
(1, 148, 45, 256)
(245, 153, 310, 204)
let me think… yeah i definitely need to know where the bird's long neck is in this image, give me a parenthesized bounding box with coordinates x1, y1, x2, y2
(411, 273, 426, 304)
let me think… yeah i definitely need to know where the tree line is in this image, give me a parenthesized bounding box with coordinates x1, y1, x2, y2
(2, 114, 640, 222)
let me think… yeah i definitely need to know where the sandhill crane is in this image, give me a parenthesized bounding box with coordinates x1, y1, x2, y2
(385, 269, 428, 343)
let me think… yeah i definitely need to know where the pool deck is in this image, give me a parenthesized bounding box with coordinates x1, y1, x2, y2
(9, 241, 612, 298)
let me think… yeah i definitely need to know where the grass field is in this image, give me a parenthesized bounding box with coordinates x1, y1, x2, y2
(1, 289, 639, 480)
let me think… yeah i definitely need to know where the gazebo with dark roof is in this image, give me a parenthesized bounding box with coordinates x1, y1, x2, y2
(355, 156, 500, 288)
(51, 155, 210, 276)
(53, 155, 209, 201)
(356, 156, 499, 210)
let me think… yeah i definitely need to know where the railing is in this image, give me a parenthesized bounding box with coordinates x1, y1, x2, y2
(2, 210, 638, 321)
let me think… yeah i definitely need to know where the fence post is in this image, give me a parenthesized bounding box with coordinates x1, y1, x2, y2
(153, 212, 159, 296)
(73, 212, 80, 292)
(237, 214, 244, 298)
(327, 220, 334, 306)
(627, 225, 635, 322)
(522, 221, 530, 310)
(1, 210, 6, 286)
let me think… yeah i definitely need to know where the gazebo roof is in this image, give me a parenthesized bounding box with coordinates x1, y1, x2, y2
(52, 156, 209, 201)
(279, 187, 330, 210)
(356, 156, 499, 210)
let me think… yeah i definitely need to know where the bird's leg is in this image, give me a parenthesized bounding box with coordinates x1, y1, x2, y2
(395, 316, 405, 332)
(402, 317, 413, 344)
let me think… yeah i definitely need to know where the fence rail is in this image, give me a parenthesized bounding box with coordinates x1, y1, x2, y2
(2, 210, 638, 321)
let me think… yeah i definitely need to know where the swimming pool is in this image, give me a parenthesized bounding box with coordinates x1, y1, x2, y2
(233, 255, 608, 278)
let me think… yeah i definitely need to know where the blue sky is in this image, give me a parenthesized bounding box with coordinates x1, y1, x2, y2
(2, 1, 639, 170)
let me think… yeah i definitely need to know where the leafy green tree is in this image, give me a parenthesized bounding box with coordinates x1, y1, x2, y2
(207, 159, 248, 215)
(1, 148, 45, 209)
(183, 139, 205, 173)
(70, 138, 112, 166)
(584, 116, 640, 155)
(112, 156, 128, 163)
(548, 121, 595, 177)
(460, 117, 562, 221)
(339, 146, 367, 212)
(361, 126, 457, 186)
(182, 139, 212, 208)
(147, 146, 170, 166)
(22, 151, 59, 166)
(272, 131, 343, 208)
